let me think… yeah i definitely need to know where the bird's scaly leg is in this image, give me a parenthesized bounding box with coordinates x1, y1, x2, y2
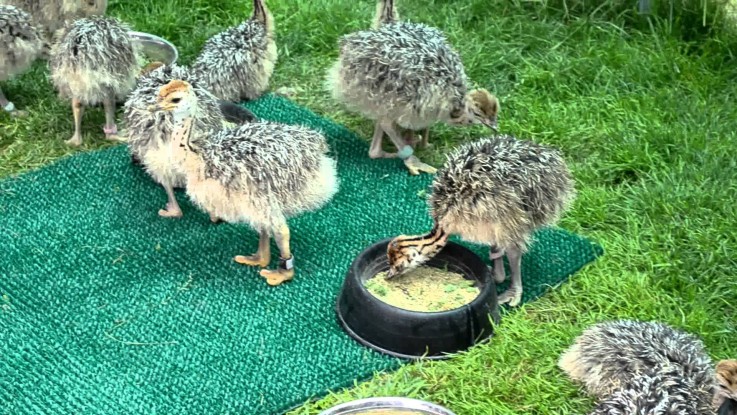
(380, 121, 436, 175)
(260, 224, 294, 286)
(490, 245, 507, 283)
(65, 98, 84, 146)
(368, 121, 396, 159)
(498, 247, 523, 307)
(418, 128, 432, 149)
(158, 182, 183, 218)
(102, 93, 123, 141)
(235, 229, 271, 267)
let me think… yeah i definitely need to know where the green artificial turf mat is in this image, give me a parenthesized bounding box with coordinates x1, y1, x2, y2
(0, 94, 603, 414)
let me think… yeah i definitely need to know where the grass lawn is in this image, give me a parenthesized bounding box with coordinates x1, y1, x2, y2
(2, 0, 737, 413)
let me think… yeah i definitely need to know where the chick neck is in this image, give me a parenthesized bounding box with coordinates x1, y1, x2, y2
(400, 223, 449, 257)
(252, 0, 273, 32)
(373, 0, 398, 29)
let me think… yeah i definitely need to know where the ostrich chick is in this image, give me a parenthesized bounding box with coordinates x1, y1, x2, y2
(558, 320, 716, 399)
(326, 2, 499, 175)
(192, 0, 277, 102)
(124, 63, 256, 219)
(49, 15, 139, 146)
(151, 80, 339, 286)
(386, 135, 574, 306)
(0, 5, 45, 116)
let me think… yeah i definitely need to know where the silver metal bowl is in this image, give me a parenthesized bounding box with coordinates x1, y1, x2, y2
(317, 397, 457, 415)
(128, 31, 178, 65)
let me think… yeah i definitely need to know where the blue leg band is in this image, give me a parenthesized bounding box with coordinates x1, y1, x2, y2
(397, 145, 414, 160)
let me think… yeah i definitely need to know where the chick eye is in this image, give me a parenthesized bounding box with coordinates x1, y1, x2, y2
(171, 98, 181, 104)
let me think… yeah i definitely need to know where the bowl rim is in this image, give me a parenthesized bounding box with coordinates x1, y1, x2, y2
(128, 30, 179, 65)
(316, 396, 457, 415)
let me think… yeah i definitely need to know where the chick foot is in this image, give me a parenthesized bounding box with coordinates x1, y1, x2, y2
(158, 203, 183, 218)
(497, 288, 522, 307)
(234, 254, 269, 267)
(274, 86, 300, 98)
(403, 155, 437, 175)
(10, 109, 29, 118)
(260, 269, 294, 286)
(65, 134, 83, 146)
(106, 127, 129, 143)
(369, 148, 398, 159)
(235, 230, 271, 267)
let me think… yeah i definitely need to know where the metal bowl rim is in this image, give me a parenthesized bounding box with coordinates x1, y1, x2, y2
(128, 30, 179, 64)
(317, 397, 457, 415)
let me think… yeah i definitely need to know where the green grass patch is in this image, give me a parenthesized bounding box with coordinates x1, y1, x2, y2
(1, 0, 736, 414)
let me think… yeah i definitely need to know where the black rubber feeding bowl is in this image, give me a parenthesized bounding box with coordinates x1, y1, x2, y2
(336, 238, 501, 360)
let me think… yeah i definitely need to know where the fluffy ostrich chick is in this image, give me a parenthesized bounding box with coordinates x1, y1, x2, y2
(326, 0, 499, 175)
(0, 5, 44, 116)
(124, 64, 255, 220)
(559, 320, 737, 415)
(386, 135, 575, 306)
(192, 0, 277, 102)
(150, 80, 339, 286)
(558, 320, 717, 400)
(49, 15, 139, 146)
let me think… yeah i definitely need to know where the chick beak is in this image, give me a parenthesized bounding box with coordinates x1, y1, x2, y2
(385, 268, 397, 280)
(483, 117, 498, 131)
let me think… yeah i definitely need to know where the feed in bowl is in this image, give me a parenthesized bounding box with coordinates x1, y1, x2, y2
(364, 266, 480, 312)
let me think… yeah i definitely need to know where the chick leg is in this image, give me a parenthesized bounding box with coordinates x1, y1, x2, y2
(235, 229, 271, 267)
(497, 247, 523, 307)
(158, 182, 183, 218)
(102, 93, 123, 141)
(260, 224, 294, 286)
(418, 128, 432, 149)
(380, 120, 437, 175)
(65, 98, 84, 146)
(368, 121, 396, 159)
(490, 246, 507, 284)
